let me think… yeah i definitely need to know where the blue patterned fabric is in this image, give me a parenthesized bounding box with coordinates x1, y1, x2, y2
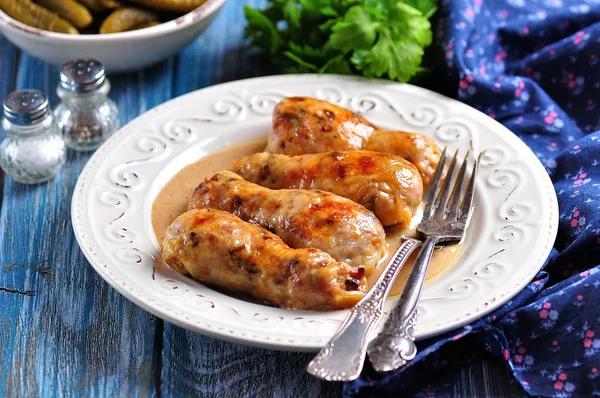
(344, 1, 600, 396)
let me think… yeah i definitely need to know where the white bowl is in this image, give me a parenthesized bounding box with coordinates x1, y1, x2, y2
(0, 0, 226, 73)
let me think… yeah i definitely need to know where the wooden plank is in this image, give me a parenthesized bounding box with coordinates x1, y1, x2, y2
(0, 35, 18, 398)
(0, 51, 174, 397)
(0, 35, 17, 140)
(162, 328, 341, 397)
(0, 35, 18, 208)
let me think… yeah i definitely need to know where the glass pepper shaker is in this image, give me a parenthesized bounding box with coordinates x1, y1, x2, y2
(55, 59, 119, 151)
(0, 90, 66, 184)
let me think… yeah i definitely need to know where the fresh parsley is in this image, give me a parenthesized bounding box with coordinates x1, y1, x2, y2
(244, 0, 437, 82)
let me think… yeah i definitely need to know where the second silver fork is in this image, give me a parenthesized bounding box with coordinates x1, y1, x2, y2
(367, 149, 479, 372)
(305, 148, 445, 381)
(306, 236, 421, 381)
(306, 148, 479, 381)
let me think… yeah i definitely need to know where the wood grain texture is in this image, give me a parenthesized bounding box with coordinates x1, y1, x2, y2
(0, 53, 160, 397)
(0, 0, 528, 396)
(161, 327, 341, 397)
(0, 34, 16, 141)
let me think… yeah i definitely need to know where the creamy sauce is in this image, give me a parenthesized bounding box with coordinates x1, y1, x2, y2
(152, 139, 267, 245)
(370, 226, 462, 296)
(151, 138, 461, 297)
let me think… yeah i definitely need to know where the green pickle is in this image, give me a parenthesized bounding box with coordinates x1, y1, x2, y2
(100, 7, 159, 34)
(36, 0, 93, 29)
(0, 0, 78, 34)
(129, 20, 161, 31)
(0, 0, 210, 35)
(78, 0, 119, 13)
(128, 0, 208, 13)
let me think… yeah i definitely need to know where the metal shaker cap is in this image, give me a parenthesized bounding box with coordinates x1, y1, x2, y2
(3, 90, 49, 125)
(60, 59, 106, 93)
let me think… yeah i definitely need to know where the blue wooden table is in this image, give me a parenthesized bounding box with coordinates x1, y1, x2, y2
(0, 1, 530, 396)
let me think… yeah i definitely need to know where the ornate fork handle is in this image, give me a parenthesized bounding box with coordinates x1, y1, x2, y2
(366, 235, 438, 372)
(306, 238, 420, 381)
(366, 149, 479, 373)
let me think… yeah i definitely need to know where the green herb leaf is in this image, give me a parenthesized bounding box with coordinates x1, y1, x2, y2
(284, 51, 319, 70)
(288, 42, 327, 60)
(319, 54, 353, 74)
(352, 30, 424, 82)
(349, 2, 432, 82)
(277, 0, 302, 27)
(243, 6, 285, 54)
(299, 0, 339, 17)
(388, 3, 433, 48)
(243, 0, 435, 83)
(404, 0, 438, 18)
(319, 18, 339, 32)
(328, 6, 379, 53)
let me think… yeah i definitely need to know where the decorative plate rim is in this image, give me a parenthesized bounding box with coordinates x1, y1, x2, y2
(71, 74, 559, 351)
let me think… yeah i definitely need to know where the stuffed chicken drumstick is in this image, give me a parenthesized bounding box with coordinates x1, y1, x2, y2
(365, 130, 440, 187)
(232, 151, 423, 227)
(162, 209, 365, 310)
(265, 96, 377, 155)
(266, 97, 441, 186)
(188, 171, 386, 275)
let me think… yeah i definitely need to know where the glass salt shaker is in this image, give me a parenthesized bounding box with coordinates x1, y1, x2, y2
(0, 90, 66, 184)
(55, 59, 119, 151)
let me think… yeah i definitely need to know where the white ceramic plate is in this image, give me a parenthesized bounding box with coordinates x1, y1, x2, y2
(71, 75, 558, 351)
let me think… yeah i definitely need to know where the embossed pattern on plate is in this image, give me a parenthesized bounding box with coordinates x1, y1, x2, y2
(71, 75, 558, 351)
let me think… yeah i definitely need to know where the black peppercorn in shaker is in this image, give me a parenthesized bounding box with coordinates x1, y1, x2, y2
(54, 59, 119, 151)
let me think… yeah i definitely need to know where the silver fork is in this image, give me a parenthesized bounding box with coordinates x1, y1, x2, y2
(367, 149, 479, 373)
(306, 147, 459, 382)
(306, 237, 421, 381)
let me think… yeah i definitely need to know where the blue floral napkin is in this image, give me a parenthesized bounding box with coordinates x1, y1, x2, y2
(345, 0, 600, 396)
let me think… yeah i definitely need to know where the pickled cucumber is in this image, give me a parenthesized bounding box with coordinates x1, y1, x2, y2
(36, 0, 93, 29)
(129, 20, 161, 31)
(127, 0, 208, 13)
(77, 0, 119, 13)
(0, 0, 78, 34)
(1, 0, 210, 35)
(99, 7, 159, 34)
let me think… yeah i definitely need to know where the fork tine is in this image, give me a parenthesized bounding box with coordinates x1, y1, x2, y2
(459, 153, 480, 219)
(447, 151, 470, 221)
(434, 149, 459, 219)
(422, 148, 448, 219)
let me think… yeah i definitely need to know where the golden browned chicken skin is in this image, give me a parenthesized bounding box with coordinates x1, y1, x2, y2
(265, 97, 377, 155)
(188, 171, 386, 275)
(232, 151, 423, 227)
(265, 97, 441, 186)
(365, 131, 440, 187)
(162, 209, 365, 310)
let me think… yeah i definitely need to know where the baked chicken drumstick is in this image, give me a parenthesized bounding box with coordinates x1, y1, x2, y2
(188, 171, 386, 275)
(265, 97, 440, 186)
(162, 209, 366, 310)
(232, 151, 423, 227)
